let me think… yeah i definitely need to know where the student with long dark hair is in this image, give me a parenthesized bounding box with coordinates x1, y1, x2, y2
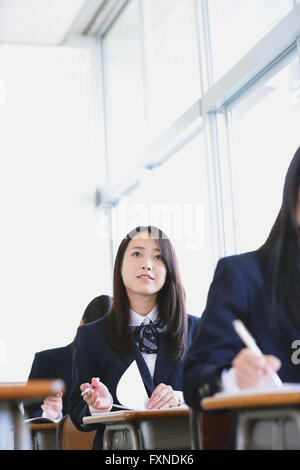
(183, 146, 300, 420)
(69, 226, 198, 449)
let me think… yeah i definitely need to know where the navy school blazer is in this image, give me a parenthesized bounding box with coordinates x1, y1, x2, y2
(183, 249, 300, 411)
(24, 343, 74, 418)
(69, 314, 199, 450)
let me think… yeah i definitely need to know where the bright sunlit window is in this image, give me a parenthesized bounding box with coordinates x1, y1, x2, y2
(103, 0, 147, 184)
(111, 134, 215, 316)
(147, 0, 201, 136)
(208, 0, 292, 81)
(229, 55, 300, 253)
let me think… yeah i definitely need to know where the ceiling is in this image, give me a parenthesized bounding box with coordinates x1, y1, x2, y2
(0, 0, 107, 45)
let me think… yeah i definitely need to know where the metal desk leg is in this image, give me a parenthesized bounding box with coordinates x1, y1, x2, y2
(13, 403, 32, 450)
(189, 409, 202, 450)
(0, 402, 31, 450)
(0, 402, 14, 450)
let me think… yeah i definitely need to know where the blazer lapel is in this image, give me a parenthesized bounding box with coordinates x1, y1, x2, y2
(153, 333, 174, 387)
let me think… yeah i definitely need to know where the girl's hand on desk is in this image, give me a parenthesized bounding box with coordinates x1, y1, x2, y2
(80, 377, 112, 411)
(147, 383, 179, 409)
(232, 348, 281, 389)
(41, 391, 63, 420)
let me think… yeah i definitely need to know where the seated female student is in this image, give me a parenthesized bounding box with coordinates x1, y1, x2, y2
(24, 295, 112, 420)
(69, 225, 199, 449)
(183, 146, 300, 446)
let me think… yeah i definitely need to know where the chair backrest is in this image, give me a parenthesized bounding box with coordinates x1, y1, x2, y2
(189, 409, 234, 450)
(200, 411, 233, 450)
(29, 422, 58, 450)
(56, 415, 96, 450)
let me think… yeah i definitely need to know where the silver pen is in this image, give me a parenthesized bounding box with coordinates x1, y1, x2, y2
(81, 386, 93, 397)
(233, 319, 282, 388)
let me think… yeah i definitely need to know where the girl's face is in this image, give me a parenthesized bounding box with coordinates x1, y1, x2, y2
(121, 231, 167, 300)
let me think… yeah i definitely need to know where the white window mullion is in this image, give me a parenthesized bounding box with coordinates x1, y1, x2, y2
(202, 3, 300, 113)
(202, 113, 227, 262)
(139, 0, 151, 126)
(195, 0, 214, 91)
(215, 110, 238, 256)
(195, 0, 228, 262)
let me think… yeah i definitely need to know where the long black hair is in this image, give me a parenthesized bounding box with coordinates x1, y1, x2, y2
(107, 226, 188, 362)
(81, 295, 112, 323)
(71, 295, 113, 359)
(260, 146, 300, 327)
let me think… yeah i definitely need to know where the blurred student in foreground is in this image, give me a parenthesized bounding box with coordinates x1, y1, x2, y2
(183, 146, 300, 446)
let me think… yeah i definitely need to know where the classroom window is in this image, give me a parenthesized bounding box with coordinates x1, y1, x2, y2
(146, 0, 201, 136)
(103, 0, 146, 183)
(208, 0, 293, 81)
(111, 133, 214, 317)
(229, 54, 300, 253)
(0, 44, 112, 381)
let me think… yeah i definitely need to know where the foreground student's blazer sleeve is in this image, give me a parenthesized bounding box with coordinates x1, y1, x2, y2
(183, 256, 249, 409)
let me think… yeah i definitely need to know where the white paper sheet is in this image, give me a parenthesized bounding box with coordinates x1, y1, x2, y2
(116, 360, 149, 410)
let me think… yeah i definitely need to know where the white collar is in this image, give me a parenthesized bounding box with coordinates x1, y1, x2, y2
(130, 304, 158, 326)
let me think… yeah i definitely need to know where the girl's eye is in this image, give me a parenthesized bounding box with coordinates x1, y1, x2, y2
(132, 252, 141, 257)
(155, 255, 163, 260)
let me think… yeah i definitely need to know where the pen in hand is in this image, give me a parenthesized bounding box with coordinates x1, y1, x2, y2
(81, 384, 128, 409)
(81, 387, 93, 397)
(232, 319, 282, 388)
(80, 376, 102, 398)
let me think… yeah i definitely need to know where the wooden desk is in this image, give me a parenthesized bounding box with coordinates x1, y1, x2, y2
(0, 379, 64, 450)
(201, 390, 300, 450)
(83, 408, 190, 450)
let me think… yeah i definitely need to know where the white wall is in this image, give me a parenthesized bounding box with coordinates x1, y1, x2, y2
(0, 43, 112, 381)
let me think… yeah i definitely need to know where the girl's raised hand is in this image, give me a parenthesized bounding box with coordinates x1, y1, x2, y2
(80, 377, 112, 411)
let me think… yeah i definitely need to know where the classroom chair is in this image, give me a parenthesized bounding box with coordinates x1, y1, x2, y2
(56, 414, 96, 450)
(189, 409, 234, 450)
(29, 422, 58, 450)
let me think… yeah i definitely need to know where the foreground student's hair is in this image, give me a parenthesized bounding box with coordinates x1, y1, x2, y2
(261, 146, 300, 327)
(107, 226, 188, 362)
